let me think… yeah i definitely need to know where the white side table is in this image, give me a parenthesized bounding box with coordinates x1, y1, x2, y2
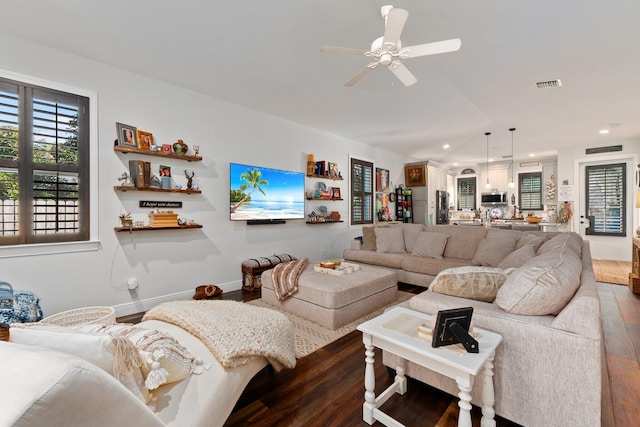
(357, 306, 503, 427)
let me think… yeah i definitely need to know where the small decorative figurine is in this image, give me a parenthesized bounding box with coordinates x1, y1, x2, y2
(150, 174, 161, 188)
(118, 172, 133, 186)
(119, 212, 133, 227)
(184, 170, 195, 189)
(192, 144, 200, 156)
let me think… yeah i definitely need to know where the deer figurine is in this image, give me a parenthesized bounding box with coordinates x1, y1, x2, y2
(184, 170, 195, 190)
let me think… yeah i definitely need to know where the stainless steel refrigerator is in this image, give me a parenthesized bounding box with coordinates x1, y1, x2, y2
(436, 190, 450, 224)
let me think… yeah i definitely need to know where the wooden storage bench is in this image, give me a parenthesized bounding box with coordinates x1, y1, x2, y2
(241, 254, 296, 292)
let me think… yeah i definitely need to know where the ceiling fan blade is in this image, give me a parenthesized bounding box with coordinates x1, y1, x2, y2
(388, 61, 417, 87)
(402, 38, 462, 58)
(382, 8, 409, 46)
(344, 63, 377, 87)
(321, 46, 368, 56)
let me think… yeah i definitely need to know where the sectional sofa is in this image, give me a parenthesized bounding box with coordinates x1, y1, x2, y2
(344, 223, 603, 427)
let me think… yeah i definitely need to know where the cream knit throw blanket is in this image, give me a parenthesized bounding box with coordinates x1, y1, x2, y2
(143, 300, 296, 371)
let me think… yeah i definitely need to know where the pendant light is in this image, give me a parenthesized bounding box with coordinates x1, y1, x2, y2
(509, 128, 516, 205)
(485, 132, 491, 189)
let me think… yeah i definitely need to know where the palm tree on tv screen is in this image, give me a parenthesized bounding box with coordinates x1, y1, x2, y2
(230, 168, 268, 213)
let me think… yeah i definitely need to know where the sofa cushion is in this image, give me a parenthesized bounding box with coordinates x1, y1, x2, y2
(516, 233, 545, 251)
(497, 244, 536, 269)
(361, 225, 388, 250)
(472, 233, 520, 267)
(9, 323, 152, 405)
(344, 248, 407, 269)
(428, 266, 515, 303)
(411, 231, 449, 259)
(537, 232, 583, 256)
(495, 245, 582, 315)
(375, 227, 406, 253)
(425, 225, 488, 260)
(402, 256, 469, 276)
(400, 223, 426, 252)
(77, 323, 206, 390)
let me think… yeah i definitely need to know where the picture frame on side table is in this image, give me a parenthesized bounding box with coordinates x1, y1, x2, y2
(136, 130, 154, 150)
(116, 122, 137, 148)
(431, 307, 477, 353)
(404, 164, 426, 187)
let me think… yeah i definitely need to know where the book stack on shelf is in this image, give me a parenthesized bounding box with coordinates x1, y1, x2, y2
(148, 211, 179, 227)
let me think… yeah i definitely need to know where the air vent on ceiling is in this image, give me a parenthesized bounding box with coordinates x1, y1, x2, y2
(586, 145, 622, 155)
(502, 155, 513, 159)
(536, 79, 562, 89)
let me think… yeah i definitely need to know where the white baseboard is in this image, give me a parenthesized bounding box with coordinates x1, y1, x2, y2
(112, 280, 242, 318)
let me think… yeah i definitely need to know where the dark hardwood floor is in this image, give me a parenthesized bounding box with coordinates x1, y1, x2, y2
(224, 282, 640, 427)
(119, 282, 640, 426)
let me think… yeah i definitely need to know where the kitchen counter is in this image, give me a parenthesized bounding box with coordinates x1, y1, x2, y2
(450, 219, 561, 232)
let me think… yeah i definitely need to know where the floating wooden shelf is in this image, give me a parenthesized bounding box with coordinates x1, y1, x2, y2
(114, 224, 203, 233)
(114, 185, 201, 194)
(306, 197, 343, 201)
(114, 145, 202, 161)
(306, 174, 343, 181)
(305, 221, 344, 224)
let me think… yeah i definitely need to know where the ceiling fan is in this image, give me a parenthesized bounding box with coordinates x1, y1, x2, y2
(321, 5, 461, 87)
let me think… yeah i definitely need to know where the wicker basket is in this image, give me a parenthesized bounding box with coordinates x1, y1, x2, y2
(40, 306, 116, 327)
(0, 326, 8, 341)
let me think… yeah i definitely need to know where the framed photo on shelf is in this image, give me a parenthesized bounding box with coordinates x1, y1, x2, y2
(159, 165, 171, 177)
(116, 122, 137, 148)
(404, 164, 426, 187)
(327, 162, 339, 177)
(136, 130, 154, 150)
(331, 187, 341, 199)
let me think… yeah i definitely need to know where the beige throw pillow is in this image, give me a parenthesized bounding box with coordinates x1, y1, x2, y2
(361, 225, 388, 250)
(498, 245, 536, 269)
(411, 232, 449, 259)
(472, 234, 520, 267)
(516, 233, 545, 251)
(375, 227, 406, 253)
(9, 324, 152, 405)
(429, 266, 514, 302)
(495, 247, 582, 315)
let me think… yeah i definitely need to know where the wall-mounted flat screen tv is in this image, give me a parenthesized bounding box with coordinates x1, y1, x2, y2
(229, 162, 305, 222)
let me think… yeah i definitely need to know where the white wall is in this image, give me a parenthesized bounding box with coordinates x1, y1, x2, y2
(0, 34, 408, 316)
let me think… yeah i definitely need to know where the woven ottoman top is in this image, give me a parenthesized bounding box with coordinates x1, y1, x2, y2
(261, 263, 396, 310)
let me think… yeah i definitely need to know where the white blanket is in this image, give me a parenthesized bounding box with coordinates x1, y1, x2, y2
(143, 300, 296, 371)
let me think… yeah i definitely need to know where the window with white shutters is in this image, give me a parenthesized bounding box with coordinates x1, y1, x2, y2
(518, 172, 542, 210)
(457, 177, 476, 210)
(0, 77, 90, 246)
(586, 163, 625, 236)
(350, 158, 373, 225)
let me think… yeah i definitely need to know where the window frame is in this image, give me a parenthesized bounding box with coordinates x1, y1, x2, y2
(518, 172, 543, 211)
(0, 70, 98, 258)
(350, 157, 374, 226)
(456, 176, 477, 210)
(585, 162, 626, 237)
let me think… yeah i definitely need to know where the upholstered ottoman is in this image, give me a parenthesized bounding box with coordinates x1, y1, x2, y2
(260, 263, 397, 329)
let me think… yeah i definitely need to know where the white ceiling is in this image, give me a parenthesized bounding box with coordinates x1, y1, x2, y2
(3, 0, 640, 166)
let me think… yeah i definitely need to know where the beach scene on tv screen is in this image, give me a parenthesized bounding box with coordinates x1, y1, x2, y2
(230, 163, 305, 221)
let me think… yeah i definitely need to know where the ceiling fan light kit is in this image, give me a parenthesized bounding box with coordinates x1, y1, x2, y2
(321, 5, 461, 87)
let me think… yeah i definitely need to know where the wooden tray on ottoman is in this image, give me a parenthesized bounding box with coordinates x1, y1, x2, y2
(241, 254, 296, 292)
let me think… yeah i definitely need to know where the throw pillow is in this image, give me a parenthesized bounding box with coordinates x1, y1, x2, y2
(411, 232, 449, 259)
(472, 234, 520, 267)
(428, 266, 514, 303)
(9, 323, 151, 405)
(401, 223, 426, 252)
(537, 232, 583, 256)
(516, 233, 545, 251)
(78, 323, 206, 390)
(497, 245, 536, 269)
(495, 247, 582, 315)
(375, 227, 405, 253)
(361, 225, 387, 250)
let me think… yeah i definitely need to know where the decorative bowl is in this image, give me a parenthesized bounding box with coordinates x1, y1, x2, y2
(525, 216, 543, 224)
(320, 261, 336, 269)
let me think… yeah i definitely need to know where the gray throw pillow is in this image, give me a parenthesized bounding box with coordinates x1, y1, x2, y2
(498, 245, 536, 269)
(472, 234, 520, 267)
(375, 227, 405, 253)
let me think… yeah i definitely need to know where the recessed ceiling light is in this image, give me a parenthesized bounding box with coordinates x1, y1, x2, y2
(599, 129, 610, 134)
(443, 144, 450, 149)
(452, 162, 458, 166)
(489, 158, 494, 162)
(529, 153, 535, 157)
